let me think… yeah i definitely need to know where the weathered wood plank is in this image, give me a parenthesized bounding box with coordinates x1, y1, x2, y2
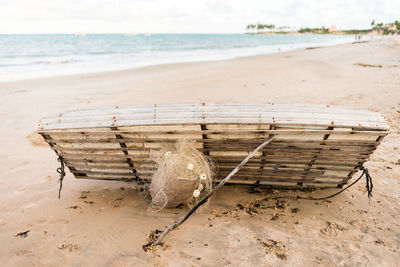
(40, 118, 388, 131)
(40, 129, 387, 136)
(40, 111, 386, 125)
(40, 103, 382, 119)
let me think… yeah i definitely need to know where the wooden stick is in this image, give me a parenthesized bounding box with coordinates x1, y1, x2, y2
(151, 135, 275, 246)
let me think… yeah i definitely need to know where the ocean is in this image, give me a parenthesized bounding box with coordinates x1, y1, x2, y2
(0, 34, 354, 81)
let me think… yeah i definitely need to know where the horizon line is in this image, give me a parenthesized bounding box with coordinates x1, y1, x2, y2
(0, 29, 374, 35)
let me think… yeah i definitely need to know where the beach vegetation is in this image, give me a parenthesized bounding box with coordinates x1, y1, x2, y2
(298, 27, 329, 34)
(246, 23, 277, 33)
(396, 21, 400, 30)
(370, 20, 400, 34)
(343, 29, 372, 34)
(246, 24, 256, 31)
(247, 20, 400, 35)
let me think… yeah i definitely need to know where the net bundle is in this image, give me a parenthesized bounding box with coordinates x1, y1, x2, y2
(148, 140, 214, 211)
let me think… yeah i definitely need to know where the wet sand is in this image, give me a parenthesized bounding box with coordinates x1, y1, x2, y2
(0, 37, 400, 266)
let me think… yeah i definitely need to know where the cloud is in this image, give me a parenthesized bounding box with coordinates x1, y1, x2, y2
(0, 0, 399, 33)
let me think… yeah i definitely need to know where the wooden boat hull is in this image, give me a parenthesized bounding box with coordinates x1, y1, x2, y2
(38, 103, 389, 188)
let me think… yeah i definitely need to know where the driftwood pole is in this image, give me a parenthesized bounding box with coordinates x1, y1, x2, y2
(151, 135, 275, 246)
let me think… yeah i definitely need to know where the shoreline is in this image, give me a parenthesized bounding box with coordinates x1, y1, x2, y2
(0, 34, 355, 83)
(0, 37, 384, 88)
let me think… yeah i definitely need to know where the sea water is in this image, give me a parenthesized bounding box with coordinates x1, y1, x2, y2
(0, 34, 354, 81)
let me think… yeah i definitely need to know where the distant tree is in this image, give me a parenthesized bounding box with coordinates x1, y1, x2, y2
(395, 20, 400, 30)
(257, 23, 265, 32)
(278, 26, 290, 31)
(246, 24, 256, 31)
(371, 20, 375, 28)
(270, 24, 275, 31)
(261, 24, 275, 32)
(298, 27, 313, 33)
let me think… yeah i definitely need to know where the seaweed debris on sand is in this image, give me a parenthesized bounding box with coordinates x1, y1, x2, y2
(143, 229, 164, 252)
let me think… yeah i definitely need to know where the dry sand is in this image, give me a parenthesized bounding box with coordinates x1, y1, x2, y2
(0, 37, 399, 266)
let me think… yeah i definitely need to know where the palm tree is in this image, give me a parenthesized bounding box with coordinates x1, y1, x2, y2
(371, 20, 375, 28)
(270, 24, 275, 31)
(395, 21, 400, 30)
(246, 24, 256, 32)
(257, 23, 265, 32)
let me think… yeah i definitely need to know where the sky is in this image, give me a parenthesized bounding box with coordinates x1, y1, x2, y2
(0, 0, 399, 34)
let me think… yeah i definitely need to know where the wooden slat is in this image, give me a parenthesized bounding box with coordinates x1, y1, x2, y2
(40, 111, 386, 125)
(40, 119, 388, 131)
(40, 104, 382, 122)
(39, 103, 389, 131)
(61, 154, 364, 166)
(69, 163, 353, 172)
(56, 151, 369, 160)
(47, 137, 379, 147)
(39, 129, 387, 135)
(50, 147, 376, 156)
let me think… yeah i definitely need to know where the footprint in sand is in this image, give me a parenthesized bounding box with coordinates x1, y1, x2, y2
(36, 219, 47, 224)
(12, 90, 27, 94)
(320, 221, 348, 237)
(16, 250, 33, 257)
(50, 218, 70, 224)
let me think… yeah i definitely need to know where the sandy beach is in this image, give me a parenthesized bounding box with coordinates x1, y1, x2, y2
(1, 37, 400, 266)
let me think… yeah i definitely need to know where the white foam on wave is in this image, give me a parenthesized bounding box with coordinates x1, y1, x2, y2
(0, 34, 355, 82)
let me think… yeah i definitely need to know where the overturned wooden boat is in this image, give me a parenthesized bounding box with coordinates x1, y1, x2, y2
(38, 103, 388, 188)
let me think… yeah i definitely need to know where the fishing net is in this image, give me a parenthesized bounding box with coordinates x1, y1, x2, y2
(148, 139, 214, 211)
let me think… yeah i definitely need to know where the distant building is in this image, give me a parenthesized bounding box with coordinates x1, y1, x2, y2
(383, 24, 396, 30)
(328, 25, 336, 32)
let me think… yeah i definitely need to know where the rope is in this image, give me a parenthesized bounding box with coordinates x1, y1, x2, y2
(363, 167, 373, 199)
(56, 156, 66, 199)
(271, 166, 373, 201)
